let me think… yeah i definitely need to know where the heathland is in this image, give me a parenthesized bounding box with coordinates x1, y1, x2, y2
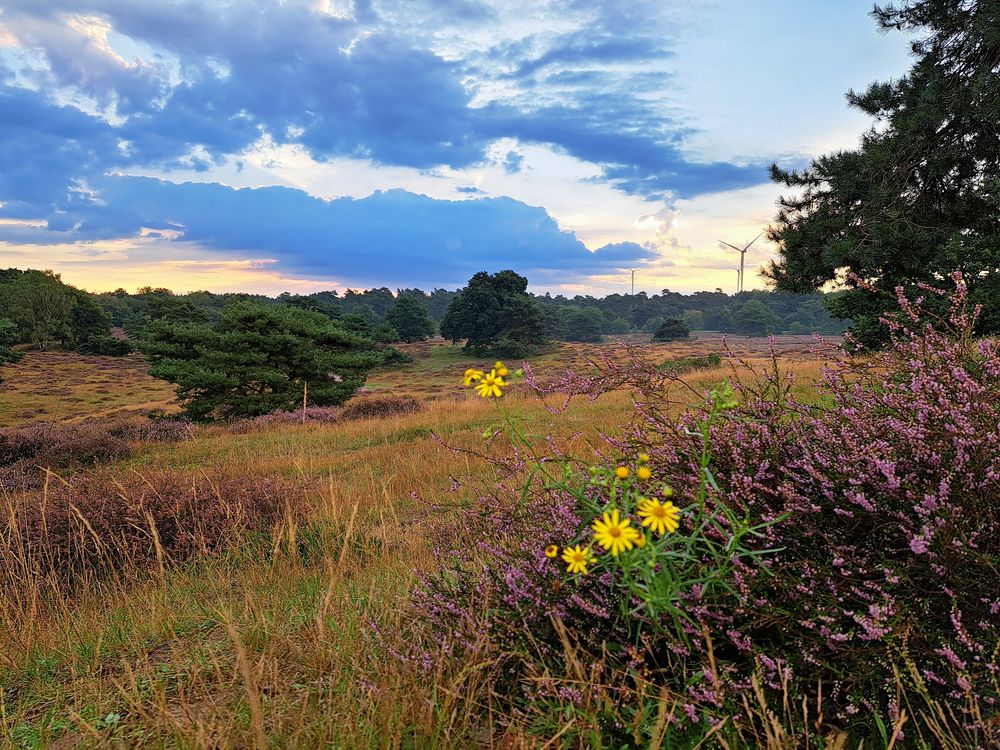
(3, 297, 997, 748)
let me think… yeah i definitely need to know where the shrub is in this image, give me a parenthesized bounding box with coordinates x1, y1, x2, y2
(407, 274, 999, 744)
(0, 417, 189, 489)
(651, 317, 690, 341)
(340, 395, 423, 421)
(657, 352, 722, 375)
(0, 423, 129, 486)
(1, 470, 303, 584)
(228, 406, 342, 433)
(76, 334, 133, 356)
(101, 415, 192, 443)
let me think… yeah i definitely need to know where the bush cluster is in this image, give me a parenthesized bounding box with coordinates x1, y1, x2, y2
(0, 416, 189, 488)
(2, 470, 302, 584)
(339, 395, 423, 421)
(409, 276, 999, 744)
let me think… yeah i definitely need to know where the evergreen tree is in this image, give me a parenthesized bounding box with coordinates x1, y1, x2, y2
(560, 307, 604, 342)
(385, 294, 436, 342)
(767, 1, 1000, 346)
(734, 299, 781, 337)
(652, 318, 690, 342)
(143, 301, 384, 422)
(440, 270, 547, 355)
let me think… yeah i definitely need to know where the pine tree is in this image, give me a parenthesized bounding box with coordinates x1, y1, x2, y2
(385, 294, 436, 343)
(143, 301, 384, 422)
(767, 0, 1000, 346)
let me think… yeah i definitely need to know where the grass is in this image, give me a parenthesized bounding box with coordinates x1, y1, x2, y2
(0, 352, 177, 427)
(0, 337, 838, 747)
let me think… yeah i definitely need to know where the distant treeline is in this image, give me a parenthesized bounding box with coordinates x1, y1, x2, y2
(0, 269, 848, 368)
(96, 284, 847, 343)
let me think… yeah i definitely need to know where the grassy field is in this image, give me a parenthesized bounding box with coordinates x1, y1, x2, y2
(0, 337, 835, 747)
(0, 352, 178, 427)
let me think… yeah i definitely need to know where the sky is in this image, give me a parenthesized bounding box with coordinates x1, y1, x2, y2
(0, 0, 914, 296)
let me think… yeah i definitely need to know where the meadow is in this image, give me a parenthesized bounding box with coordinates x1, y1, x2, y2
(1, 323, 996, 748)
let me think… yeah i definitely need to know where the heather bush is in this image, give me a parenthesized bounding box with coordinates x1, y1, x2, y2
(657, 352, 722, 375)
(227, 406, 342, 433)
(0, 424, 130, 488)
(1, 470, 303, 584)
(340, 395, 423, 421)
(409, 275, 999, 745)
(0, 417, 190, 489)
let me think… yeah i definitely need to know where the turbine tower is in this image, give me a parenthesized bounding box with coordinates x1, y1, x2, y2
(625, 266, 636, 296)
(718, 233, 762, 293)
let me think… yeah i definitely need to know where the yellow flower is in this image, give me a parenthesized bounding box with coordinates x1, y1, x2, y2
(638, 453, 650, 463)
(635, 532, 648, 549)
(562, 545, 595, 575)
(592, 508, 641, 556)
(614, 466, 629, 479)
(545, 544, 559, 558)
(637, 466, 652, 481)
(475, 370, 506, 398)
(493, 360, 510, 377)
(463, 368, 484, 386)
(638, 498, 681, 536)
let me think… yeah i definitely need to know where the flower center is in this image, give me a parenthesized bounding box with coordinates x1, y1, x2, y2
(609, 527, 621, 538)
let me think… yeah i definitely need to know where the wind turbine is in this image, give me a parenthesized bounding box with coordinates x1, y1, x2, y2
(718, 233, 762, 293)
(625, 266, 637, 296)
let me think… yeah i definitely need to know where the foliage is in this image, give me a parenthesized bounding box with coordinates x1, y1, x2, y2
(559, 307, 604, 342)
(412, 275, 1000, 744)
(657, 352, 722, 375)
(76, 334, 133, 356)
(0, 317, 21, 381)
(143, 301, 384, 422)
(440, 270, 547, 355)
(340, 395, 424, 421)
(1, 270, 75, 350)
(733, 298, 781, 336)
(767, 0, 1000, 346)
(385, 293, 436, 342)
(651, 317, 690, 341)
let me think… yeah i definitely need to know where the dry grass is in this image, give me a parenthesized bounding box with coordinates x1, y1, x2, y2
(0, 352, 178, 427)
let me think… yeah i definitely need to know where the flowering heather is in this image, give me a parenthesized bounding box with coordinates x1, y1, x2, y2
(340, 395, 424, 421)
(409, 274, 999, 743)
(1, 470, 303, 586)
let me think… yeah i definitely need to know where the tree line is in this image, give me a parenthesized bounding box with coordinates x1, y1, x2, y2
(93, 277, 847, 347)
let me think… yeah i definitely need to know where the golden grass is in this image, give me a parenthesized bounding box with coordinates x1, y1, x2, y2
(0, 352, 178, 427)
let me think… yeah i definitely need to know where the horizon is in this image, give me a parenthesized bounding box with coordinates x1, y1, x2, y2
(0, 1, 912, 296)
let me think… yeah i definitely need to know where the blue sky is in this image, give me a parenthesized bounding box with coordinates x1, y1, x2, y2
(0, 0, 912, 295)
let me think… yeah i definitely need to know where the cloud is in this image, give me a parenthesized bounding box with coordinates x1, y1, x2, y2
(0, 0, 767, 213)
(0, 175, 656, 288)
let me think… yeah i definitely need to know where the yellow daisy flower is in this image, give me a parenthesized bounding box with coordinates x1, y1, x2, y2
(475, 370, 506, 398)
(638, 453, 650, 463)
(463, 368, 484, 386)
(614, 466, 629, 479)
(592, 508, 641, 556)
(561, 545, 595, 575)
(635, 532, 648, 549)
(638, 498, 681, 536)
(494, 360, 510, 377)
(545, 544, 559, 558)
(637, 466, 652, 481)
